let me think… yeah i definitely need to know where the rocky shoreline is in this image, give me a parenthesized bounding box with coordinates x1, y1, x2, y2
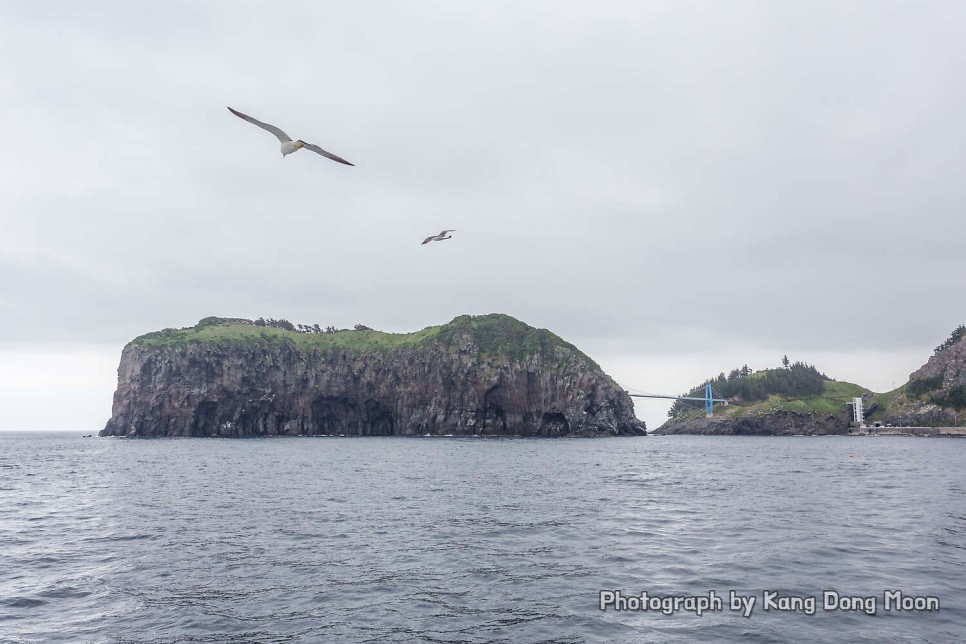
(654, 409, 848, 436)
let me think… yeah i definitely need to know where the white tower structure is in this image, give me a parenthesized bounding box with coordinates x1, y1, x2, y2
(852, 397, 864, 425)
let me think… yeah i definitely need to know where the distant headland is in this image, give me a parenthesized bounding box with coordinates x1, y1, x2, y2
(654, 325, 966, 435)
(100, 314, 646, 438)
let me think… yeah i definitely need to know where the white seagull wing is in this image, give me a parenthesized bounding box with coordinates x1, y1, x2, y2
(301, 142, 354, 166)
(421, 235, 437, 245)
(227, 107, 292, 143)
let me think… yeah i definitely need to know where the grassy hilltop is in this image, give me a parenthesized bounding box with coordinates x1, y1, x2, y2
(665, 324, 966, 431)
(130, 314, 600, 366)
(669, 377, 870, 422)
(657, 362, 872, 434)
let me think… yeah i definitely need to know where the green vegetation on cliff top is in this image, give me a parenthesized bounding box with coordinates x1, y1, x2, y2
(670, 362, 830, 417)
(130, 314, 598, 367)
(672, 379, 870, 421)
(669, 366, 869, 421)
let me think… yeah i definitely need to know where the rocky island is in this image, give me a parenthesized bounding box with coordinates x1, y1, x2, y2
(655, 364, 867, 436)
(655, 324, 966, 435)
(100, 314, 646, 438)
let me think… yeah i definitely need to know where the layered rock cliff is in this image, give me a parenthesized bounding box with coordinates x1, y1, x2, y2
(100, 314, 646, 438)
(883, 325, 966, 427)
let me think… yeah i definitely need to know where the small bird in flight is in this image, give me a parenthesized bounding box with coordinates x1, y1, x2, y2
(227, 107, 354, 166)
(421, 230, 456, 245)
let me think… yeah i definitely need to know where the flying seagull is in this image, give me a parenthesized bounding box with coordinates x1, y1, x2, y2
(227, 107, 354, 166)
(421, 230, 455, 245)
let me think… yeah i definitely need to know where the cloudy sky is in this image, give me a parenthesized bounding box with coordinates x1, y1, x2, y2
(2, 0, 964, 431)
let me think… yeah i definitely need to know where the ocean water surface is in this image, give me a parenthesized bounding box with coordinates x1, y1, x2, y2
(0, 432, 963, 643)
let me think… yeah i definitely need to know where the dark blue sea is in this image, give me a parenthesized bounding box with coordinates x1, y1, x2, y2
(1, 432, 963, 643)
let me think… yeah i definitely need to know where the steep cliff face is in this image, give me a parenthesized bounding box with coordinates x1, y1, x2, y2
(100, 314, 646, 438)
(884, 327, 966, 427)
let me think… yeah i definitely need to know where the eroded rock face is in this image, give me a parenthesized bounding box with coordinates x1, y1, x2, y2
(885, 331, 966, 427)
(654, 410, 848, 435)
(100, 317, 646, 438)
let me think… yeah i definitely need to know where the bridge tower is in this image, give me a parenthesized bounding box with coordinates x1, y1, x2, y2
(627, 384, 728, 417)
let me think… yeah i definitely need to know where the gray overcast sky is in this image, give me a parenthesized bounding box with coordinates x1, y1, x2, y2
(1, 0, 964, 431)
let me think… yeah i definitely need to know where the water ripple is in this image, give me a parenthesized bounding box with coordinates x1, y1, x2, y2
(0, 432, 964, 642)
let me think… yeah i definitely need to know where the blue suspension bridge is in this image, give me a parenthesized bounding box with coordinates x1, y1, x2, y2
(626, 383, 728, 417)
